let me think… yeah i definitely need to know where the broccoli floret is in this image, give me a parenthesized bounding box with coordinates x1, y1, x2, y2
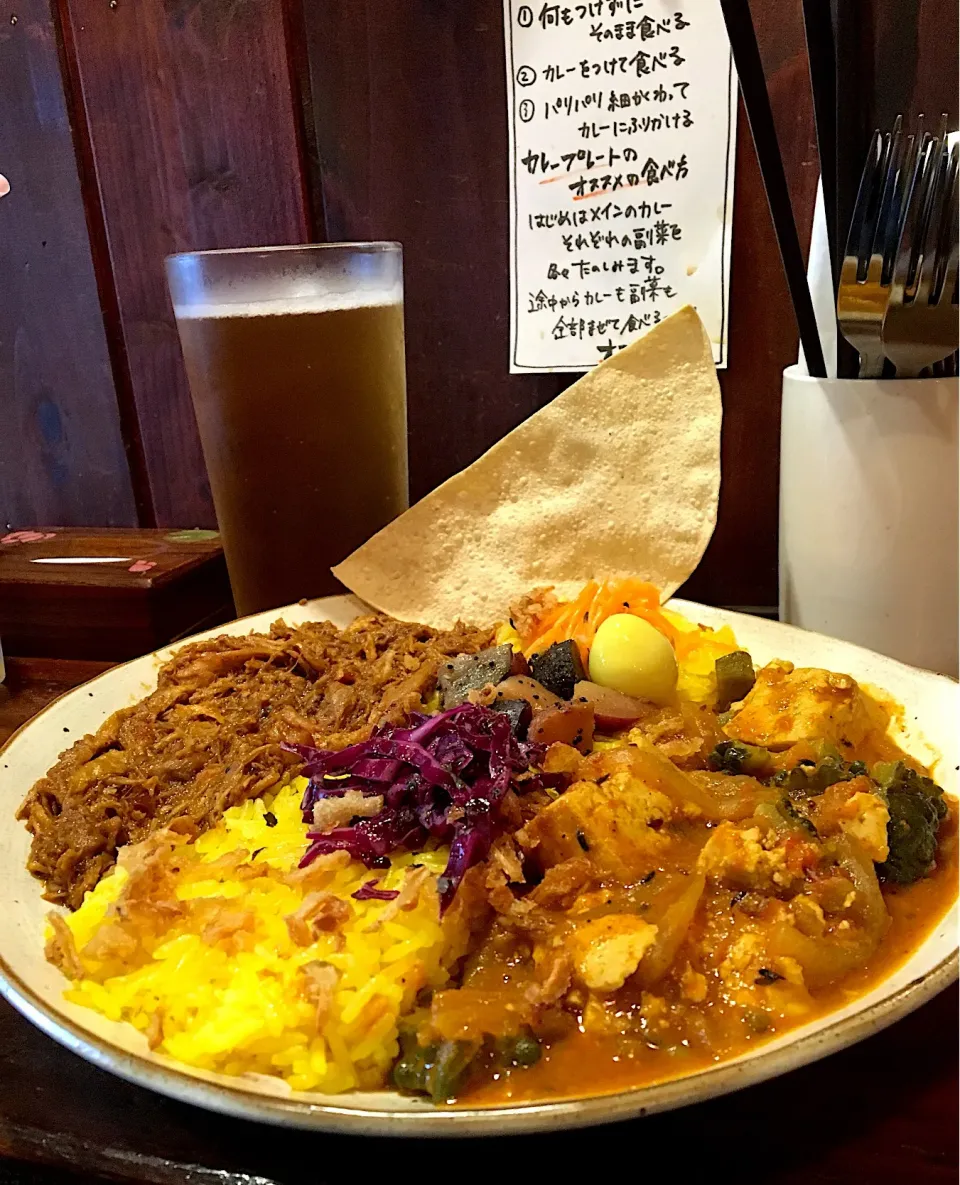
(873, 761, 948, 884)
(773, 755, 867, 798)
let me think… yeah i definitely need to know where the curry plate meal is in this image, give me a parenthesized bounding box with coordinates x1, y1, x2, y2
(18, 579, 957, 1105)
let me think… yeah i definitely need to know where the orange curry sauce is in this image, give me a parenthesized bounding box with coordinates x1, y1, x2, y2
(464, 813, 956, 1105)
(457, 710, 958, 1106)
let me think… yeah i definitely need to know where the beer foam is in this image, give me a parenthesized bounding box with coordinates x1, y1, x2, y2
(173, 290, 401, 319)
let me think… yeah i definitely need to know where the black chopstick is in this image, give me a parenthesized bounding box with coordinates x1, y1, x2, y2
(720, 0, 827, 378)
(831, 0, 874, 378)
(802, 0, 838, 295)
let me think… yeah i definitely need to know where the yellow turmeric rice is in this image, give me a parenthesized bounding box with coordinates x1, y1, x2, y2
(59, 779, 457, 1093)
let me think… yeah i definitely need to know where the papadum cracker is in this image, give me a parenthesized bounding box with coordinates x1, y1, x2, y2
(333, 306, 721, 627)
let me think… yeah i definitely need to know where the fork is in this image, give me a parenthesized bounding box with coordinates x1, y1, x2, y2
(882, 140, 960, 378)
(837, 118, 914, 378)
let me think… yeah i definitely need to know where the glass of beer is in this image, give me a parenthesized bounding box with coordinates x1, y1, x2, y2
(165, 243, 408, 615)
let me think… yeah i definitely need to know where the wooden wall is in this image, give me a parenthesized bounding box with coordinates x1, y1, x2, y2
(1, 0, 955, 610)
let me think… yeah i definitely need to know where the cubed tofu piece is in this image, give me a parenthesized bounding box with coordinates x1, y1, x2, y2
(517, 772, 671, 879)
(696, 822, 802, 892)
(724, 661, 871, 751)
(811, 778, 891, 863)
(836, 791, 890, 862)
(568, 915, 659, 991)
(718, 931, 766, 988)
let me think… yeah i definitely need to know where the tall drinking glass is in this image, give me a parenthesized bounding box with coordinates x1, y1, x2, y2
(166, 243, 408, 615)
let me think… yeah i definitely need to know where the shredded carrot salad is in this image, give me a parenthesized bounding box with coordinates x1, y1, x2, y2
(516, 579, 700, 664)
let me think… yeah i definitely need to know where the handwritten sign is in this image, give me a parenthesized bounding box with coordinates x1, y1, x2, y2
(504, 0, 738, 371)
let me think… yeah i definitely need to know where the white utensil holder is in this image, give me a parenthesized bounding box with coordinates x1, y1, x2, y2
(780, 366, 959, 677)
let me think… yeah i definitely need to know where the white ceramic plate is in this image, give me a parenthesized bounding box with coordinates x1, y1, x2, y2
(0, 597, 956, 1136)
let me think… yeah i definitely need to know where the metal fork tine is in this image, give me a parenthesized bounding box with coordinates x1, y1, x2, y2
(890, 135, 935, 299)
(882, 121, 960, 377)
(859, 129, 894, 279)
(844, 129, 883, 278)
(882, 127, 923, 285)
(933, 143, 959, 306)
(916, 144, 951, 305)
(870, 117, 905, 275)
(935, 112, 949, 148)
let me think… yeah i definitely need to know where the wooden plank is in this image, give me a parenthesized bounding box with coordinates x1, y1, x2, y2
(872, 0, 958, 129)
(61, 0, 311, 527)
(0, 0, 136, 529)
(303, 0, 817, 610)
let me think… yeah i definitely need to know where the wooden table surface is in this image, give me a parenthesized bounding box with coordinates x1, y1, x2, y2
(0, 657, 957, 1185)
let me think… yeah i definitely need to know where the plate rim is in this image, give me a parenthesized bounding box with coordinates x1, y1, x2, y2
(1, 946, 955, 1135)
(1, 596, 957, 1135)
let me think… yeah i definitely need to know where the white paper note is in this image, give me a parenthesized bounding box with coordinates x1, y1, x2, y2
(504, 0, 738, 372)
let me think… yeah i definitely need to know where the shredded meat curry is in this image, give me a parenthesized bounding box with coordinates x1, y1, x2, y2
(18, 614, 491, 909)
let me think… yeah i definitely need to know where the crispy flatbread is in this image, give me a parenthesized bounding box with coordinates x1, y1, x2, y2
(333, 305, 721, 627)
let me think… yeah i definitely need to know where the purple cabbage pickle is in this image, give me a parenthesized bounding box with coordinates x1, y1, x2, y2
(351, 879, 401, 902)
(285, 703, 544, 911)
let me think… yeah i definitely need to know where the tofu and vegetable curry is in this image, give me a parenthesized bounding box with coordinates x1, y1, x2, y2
(19, 580, 956, 1104)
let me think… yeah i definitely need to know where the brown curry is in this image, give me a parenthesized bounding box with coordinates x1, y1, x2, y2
(463, 812, 958, 1105)
(396, 658, 958, 1103)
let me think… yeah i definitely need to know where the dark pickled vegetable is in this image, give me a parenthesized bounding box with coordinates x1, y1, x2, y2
(773, 755, 866, 798)
(572, 680, 646, 729)
(509, 649, 530, 678)
(874, 761, 948, 884)
(528, 701, 595, 753)
(530, 640, 587, 700)
(392, 1032, 479, 1102)
(708, 739, 773, 777)
(438, 645, 516, 708)
(490, 697, 532, 738)
(492, 676, 561, 709)
(715, 650, 756, 711)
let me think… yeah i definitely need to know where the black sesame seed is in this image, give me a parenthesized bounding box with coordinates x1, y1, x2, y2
(640, 870, 656, 884)
(263, 811, 278, 827)
(576, 830, 590, 851)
